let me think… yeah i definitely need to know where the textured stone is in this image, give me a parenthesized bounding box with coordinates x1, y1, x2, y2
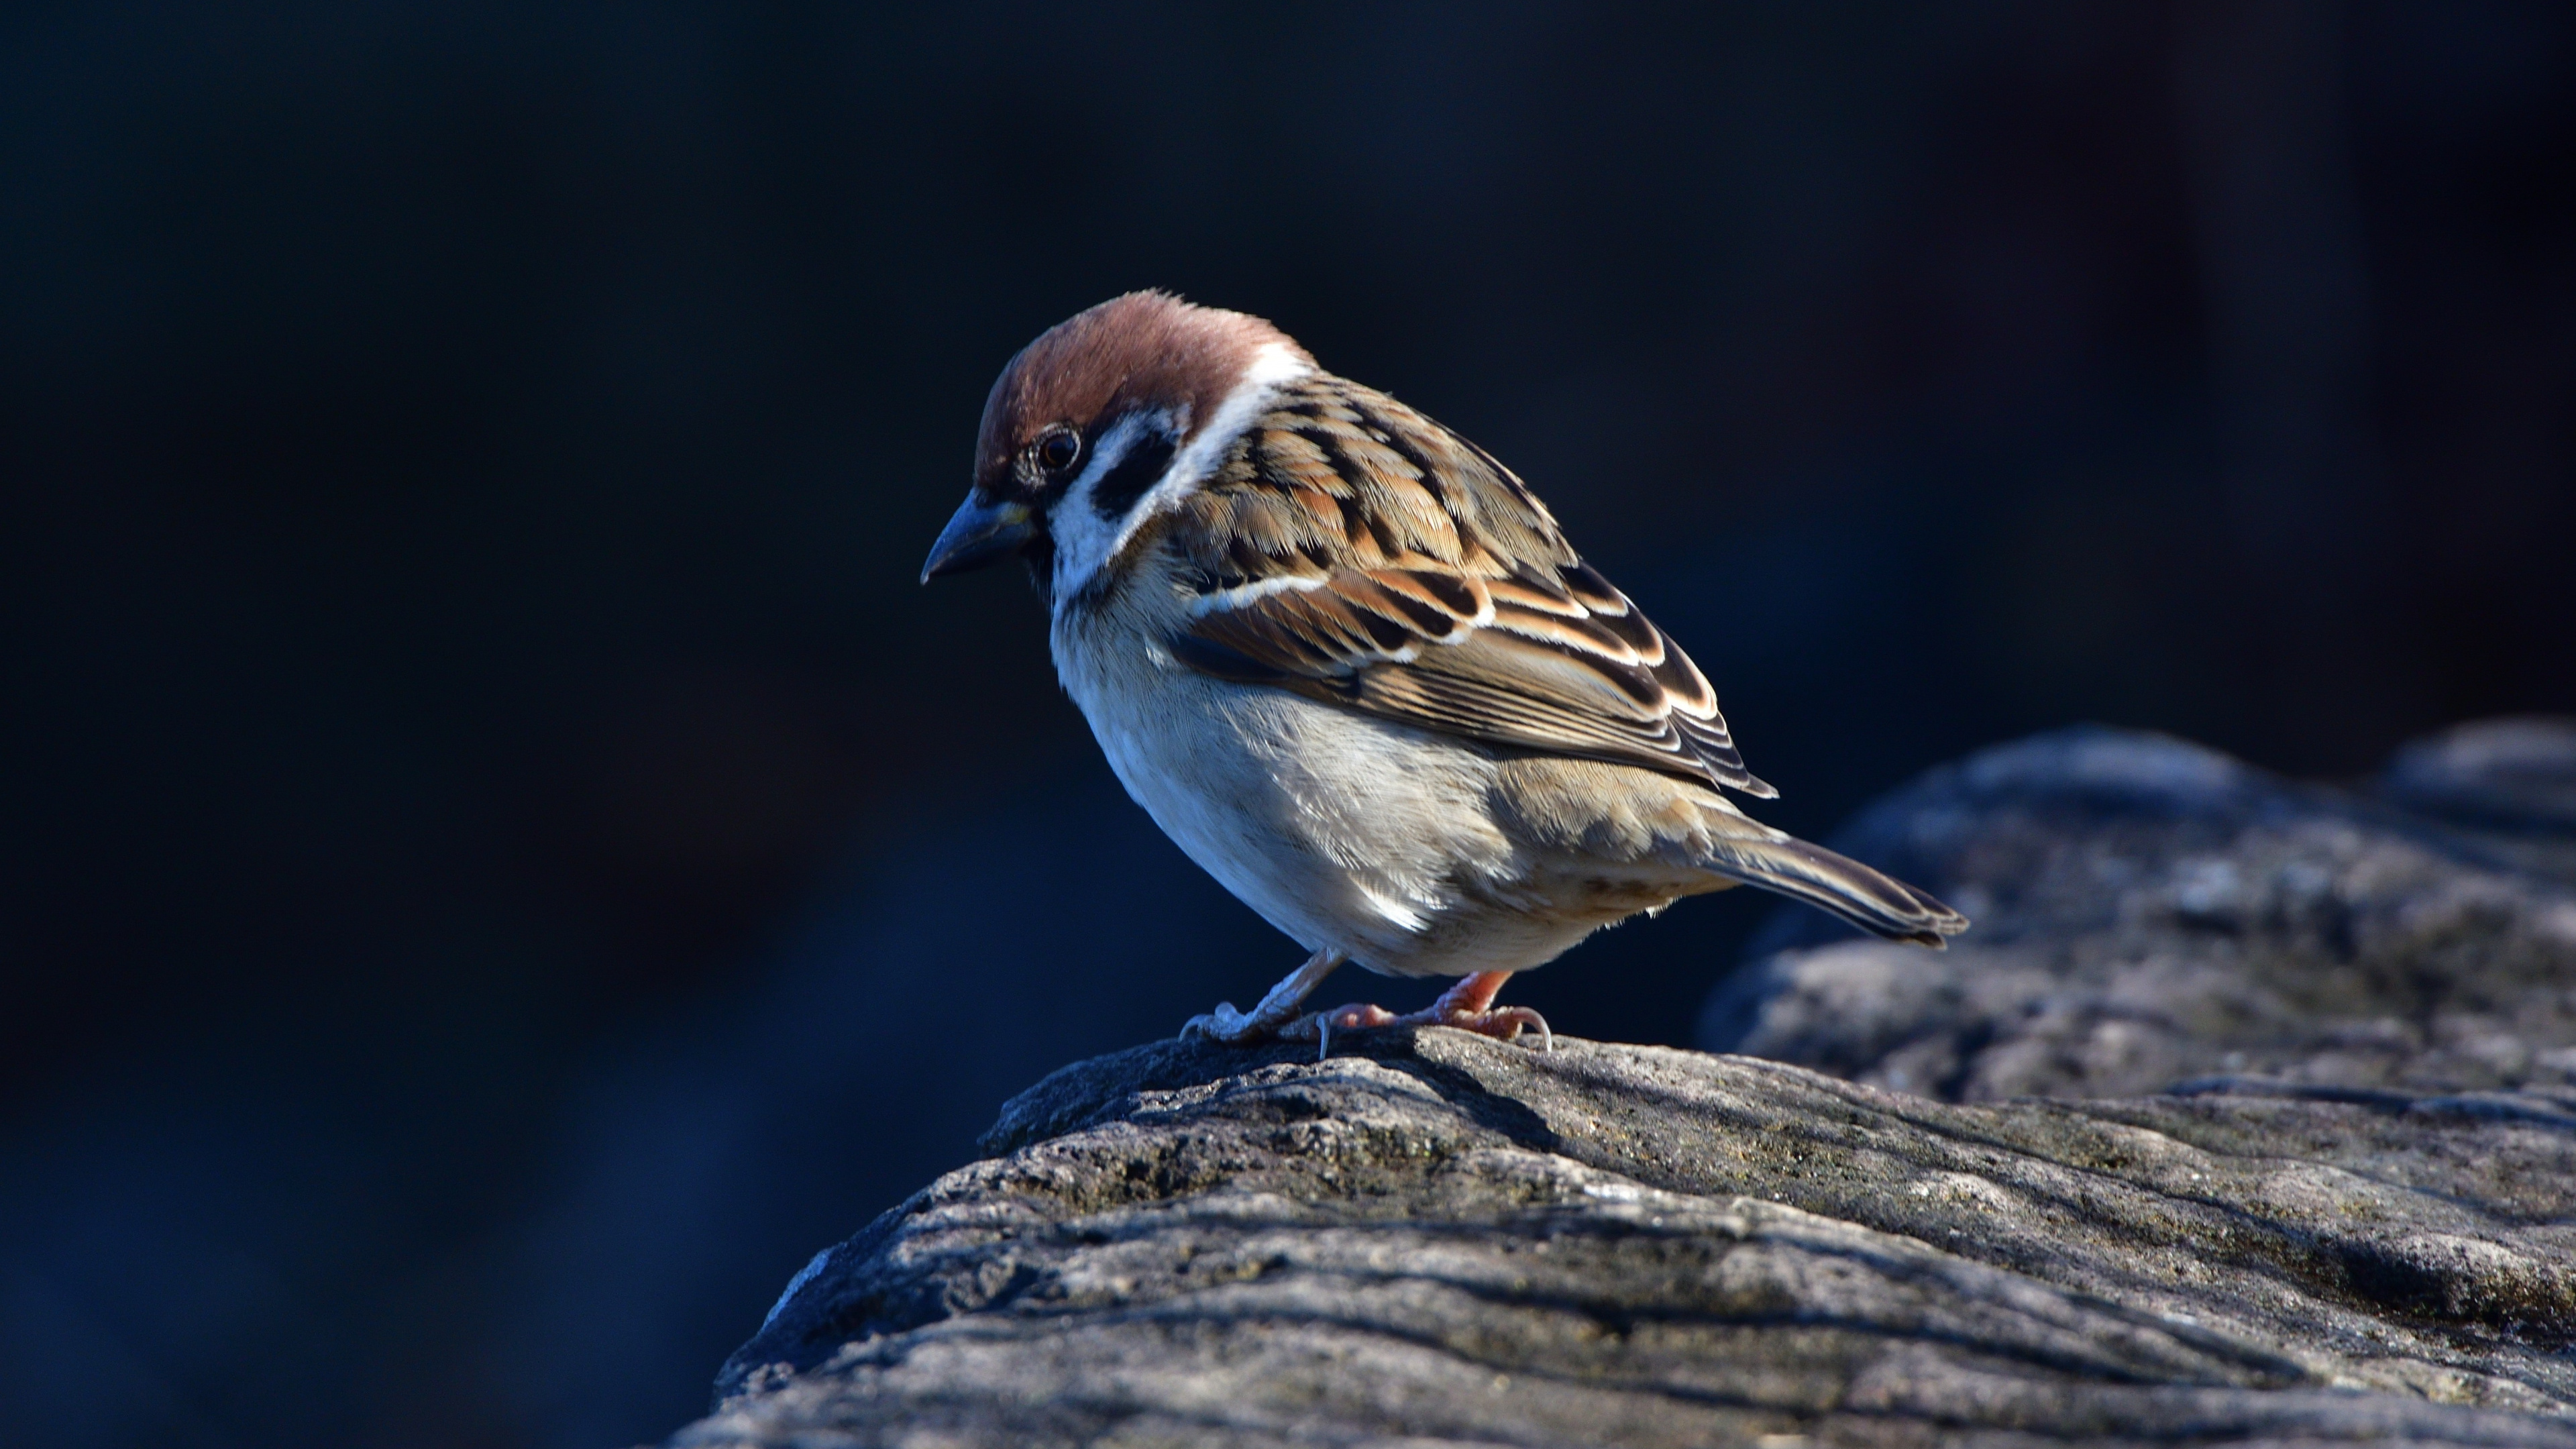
(670, 722, 2576, 1447)
(1699, 723, 2576, 1102)
(678, 1027, 2576, 1447)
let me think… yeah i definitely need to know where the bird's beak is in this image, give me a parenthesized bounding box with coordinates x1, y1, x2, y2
(920, 493, 1036, 582)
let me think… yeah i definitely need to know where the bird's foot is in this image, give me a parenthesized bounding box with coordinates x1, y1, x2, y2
(1180, 1001, 1271, 1044)
(1297, 974, 1553, 1054)
(1179, 948, 1349, 1046)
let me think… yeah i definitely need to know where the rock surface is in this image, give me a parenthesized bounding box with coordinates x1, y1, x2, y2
(1699, 722, 2576, 1102)
(670, 723, 2576, 1448)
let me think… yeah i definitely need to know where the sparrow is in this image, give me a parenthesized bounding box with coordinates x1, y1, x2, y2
(922, 292, 1965, 1049)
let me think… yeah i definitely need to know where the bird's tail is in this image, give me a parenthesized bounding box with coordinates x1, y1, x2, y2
(1698, 834, 1968, 948)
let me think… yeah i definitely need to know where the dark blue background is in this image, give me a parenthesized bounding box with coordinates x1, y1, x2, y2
(5, 4, 2573, 1445)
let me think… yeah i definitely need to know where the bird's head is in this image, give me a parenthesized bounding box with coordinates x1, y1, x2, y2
(920, 290, 1313, 600)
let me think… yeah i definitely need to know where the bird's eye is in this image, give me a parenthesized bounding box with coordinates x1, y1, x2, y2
(1037, 431, 1081, 473)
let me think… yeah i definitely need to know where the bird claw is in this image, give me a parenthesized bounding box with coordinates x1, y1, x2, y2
(1179, 1002, 1263, 1044)
(1182, 949, 1349, 1048)
(1485, 1005, 1555, 1053)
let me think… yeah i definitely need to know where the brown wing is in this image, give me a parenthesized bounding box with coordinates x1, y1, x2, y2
(1162, 376, 1775, 798)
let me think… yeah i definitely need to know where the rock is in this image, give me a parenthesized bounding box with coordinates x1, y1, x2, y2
(1699, 724, 2576, 1102)
(681, 1029, 2576, 1447)
(2385, 718, 2576, 837)
(669, 722, 2576, 1446)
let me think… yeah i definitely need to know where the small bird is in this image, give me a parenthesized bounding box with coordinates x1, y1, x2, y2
(922, 292, 1965, 1048)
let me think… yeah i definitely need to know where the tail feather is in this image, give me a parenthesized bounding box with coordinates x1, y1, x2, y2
(1700, 835, 1968, 948)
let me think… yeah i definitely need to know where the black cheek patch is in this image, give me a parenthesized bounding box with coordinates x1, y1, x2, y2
(1089, 433, 1179, 523)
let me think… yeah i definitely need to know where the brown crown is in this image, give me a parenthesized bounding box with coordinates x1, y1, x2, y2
(972, 292, 1311, 496)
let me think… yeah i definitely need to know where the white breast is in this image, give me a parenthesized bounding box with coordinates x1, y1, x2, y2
(1049, 576, 1627, 979)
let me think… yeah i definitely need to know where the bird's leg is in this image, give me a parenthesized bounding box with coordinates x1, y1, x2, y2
(1181, 948, 1346, 1044)
(1305, 970, 1552, 1052)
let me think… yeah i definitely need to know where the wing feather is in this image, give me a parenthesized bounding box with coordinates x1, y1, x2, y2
(1165, 378, 1776, 798)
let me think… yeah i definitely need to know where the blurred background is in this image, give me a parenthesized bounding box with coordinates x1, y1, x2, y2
(3, 3, 2571, 1444)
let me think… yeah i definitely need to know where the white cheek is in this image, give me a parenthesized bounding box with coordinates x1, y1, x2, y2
(1047, 492, 1120, 602)
(1046, 416, 1151, 602)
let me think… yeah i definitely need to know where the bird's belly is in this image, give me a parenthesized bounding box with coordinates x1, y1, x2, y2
(1053, 625, 1618, 976)
(1051, 621, 1719, 977)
